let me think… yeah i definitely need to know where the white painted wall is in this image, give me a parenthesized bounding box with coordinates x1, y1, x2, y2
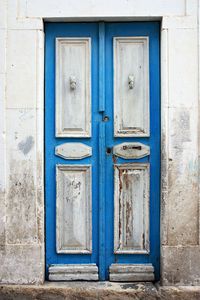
(0, 0, 199, 285)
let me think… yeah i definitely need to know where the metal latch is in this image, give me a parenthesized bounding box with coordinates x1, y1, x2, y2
(122, 145, 142, 151)
(113, 142, 150, 159)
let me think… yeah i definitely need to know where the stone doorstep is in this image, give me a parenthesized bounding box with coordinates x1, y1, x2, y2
(1, 283, 200, 300)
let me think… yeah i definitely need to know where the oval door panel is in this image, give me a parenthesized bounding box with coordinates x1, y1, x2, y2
(55, 143, 92, 160)
(113, 142, 150, 159)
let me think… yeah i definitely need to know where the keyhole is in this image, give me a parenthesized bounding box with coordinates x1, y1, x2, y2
(106, 147, 112, 155)
(103, 115, 109, 122)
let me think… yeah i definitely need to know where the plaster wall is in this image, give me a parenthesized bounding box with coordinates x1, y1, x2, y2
(0, 0, 199, 285)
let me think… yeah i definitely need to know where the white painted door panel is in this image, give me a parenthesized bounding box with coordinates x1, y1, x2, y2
(56, 38, 91, 137)
(56, 165, 92, 254)
(114, 37, 149, 137)
(114, 164, 150, 254)
(55, 143, 92, 160)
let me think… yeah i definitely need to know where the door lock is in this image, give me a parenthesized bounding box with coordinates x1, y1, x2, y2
(103, 115, 109, 122)
(106, 147, 112, 155)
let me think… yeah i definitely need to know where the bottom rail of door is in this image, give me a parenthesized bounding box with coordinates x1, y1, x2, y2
(49, 264, 99, 281)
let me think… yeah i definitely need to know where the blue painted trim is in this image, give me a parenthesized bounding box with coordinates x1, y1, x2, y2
(98, 122, 106, 280)
(98, 22, 105, 112)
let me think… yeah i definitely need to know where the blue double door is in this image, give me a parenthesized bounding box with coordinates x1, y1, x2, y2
(45, 22, 160, 281)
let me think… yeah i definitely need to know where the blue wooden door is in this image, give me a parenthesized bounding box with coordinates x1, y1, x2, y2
(45, 22, 160, 281)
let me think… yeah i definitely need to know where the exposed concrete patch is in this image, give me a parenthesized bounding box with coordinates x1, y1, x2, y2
(0, 244, 44, 284)
(1, 283, 200, 300)
(0, 190, 6, 249)
(6, 160, 37, 244)
(165, 107, 199, 247)
(162, 246, 200, 286)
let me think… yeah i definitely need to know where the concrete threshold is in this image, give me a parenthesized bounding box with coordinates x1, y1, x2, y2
(0, 282, 200, 299)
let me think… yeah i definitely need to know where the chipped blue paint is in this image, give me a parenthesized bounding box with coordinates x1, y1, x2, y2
(99, 122, 106, 280)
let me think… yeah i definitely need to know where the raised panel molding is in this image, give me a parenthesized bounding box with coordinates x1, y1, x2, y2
(114, 164, 150, 254)
(56, 38, 91, 137)
(109, 264, 154, 282)
(56, 165, 92, 253)
(113, 142, 150, 159)
(49, 264, 98, 281)
(55, 143, 92, 160)
(114, 37, 149, 137)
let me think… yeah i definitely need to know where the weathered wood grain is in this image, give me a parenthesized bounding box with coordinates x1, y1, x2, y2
(114, 164, 150, 254)
(113, 142, 150, 159)
(56, 38, 91, 137)
(55, 143, 92, 160)
(114, 37, 149, 137)
(56, 165, 92, 254)
(109, 264, 154, 282)
(49, 264, 98, 281)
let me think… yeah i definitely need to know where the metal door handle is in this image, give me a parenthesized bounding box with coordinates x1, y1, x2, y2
(128, 75, 135, 89)
(69, 76, 77, 90)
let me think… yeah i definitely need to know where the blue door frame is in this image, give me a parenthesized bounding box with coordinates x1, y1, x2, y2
(45, 22, 160, 281)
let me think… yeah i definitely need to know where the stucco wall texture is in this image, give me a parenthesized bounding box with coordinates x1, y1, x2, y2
(0, 0, 199, 286)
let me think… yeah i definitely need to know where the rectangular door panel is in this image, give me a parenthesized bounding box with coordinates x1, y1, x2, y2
(114, 37, 149, 137)
(114, 164, 149, 254)
(56, 38, 91, 137)
(56, 165, 92, 253)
